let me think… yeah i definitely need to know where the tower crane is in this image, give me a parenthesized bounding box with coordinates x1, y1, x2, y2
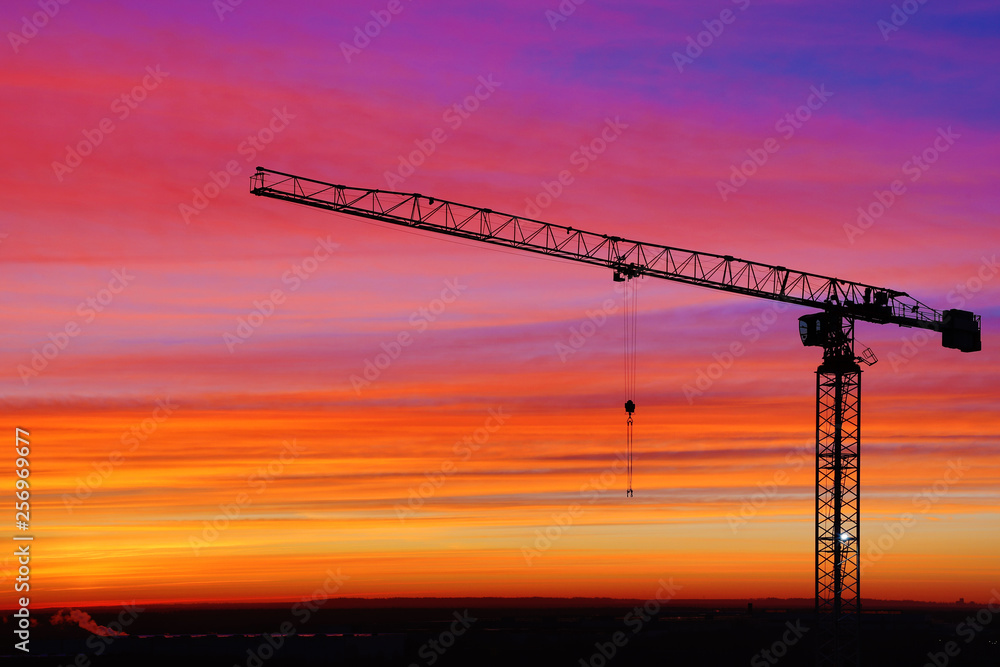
(250, 166, 981, 666)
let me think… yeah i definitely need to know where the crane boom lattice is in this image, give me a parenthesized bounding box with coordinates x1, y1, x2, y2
(251, 166, 982, 667)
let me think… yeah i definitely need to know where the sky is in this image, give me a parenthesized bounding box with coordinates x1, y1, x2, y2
(1, 0, 998, 609)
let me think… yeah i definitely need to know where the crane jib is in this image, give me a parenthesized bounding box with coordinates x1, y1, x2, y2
(250, 167, 981, 353)
(249, 164, 983, 665)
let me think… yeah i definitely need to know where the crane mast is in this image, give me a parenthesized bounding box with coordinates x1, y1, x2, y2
(251, 166, 981, 666)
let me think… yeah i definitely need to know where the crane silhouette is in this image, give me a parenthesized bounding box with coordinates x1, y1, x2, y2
(251, 166, 981, 666)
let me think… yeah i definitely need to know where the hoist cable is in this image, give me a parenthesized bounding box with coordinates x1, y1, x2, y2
(623, 276, 637, 497)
